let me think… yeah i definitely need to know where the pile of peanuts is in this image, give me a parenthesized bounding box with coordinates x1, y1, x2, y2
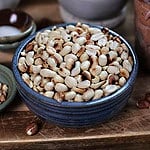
(0, 82, 8, 104)
(18, 23, 133, 102)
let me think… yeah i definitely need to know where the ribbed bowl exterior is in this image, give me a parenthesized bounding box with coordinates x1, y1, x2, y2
(12, 23, 138, 127)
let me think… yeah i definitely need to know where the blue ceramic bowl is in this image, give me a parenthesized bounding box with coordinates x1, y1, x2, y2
(12, 23, 138, 127)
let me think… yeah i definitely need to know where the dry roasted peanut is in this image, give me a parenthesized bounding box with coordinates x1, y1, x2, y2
(90, 80, 105, 89)
(128, 56, 133, 66)
(75, 75, 82, 83)
(109, 51, 118, 61)
(76, 47, 85, 57)
(121, 51, 128, 60)
(34, 58, 43, 65)
(40, 78, 50, 87)
(63, 43, 73, 50)
(65, 91, 76, 101)
(92, 76, 100, 84)
(59, 62, 66, 68)
(44, 82, 54, 91)
(30, 65, 42, 74)
(70, 31, 79, 37)
(101, 46, 109, 54)
(53, 75, 64, 83)
(103, 85, 120, 96)
(90, 65, 102, 76)
(90, 55, 98, 70)
(77, 80, 90, 89)
(110, 61, 122, 69)
(20, 50, 26, 56)
(46, 46, 56, 55)
(40, 69, 57, 78)
(18, 62, 28, 72)
(41, 51, 49, 60)
(75, 37, 87, 45)
(108, 74, 116, 84)
(19, 57, 26, 64)
(66, 24, 76, 32)
(123, 60, 132, 72)
(72, 87, 86, 94)
(120, 68, 129, 79)
(89, 27, 102, 34)
(98, 54, 107, 66)
(26, 122, 39, 136)
(25, 42, 34, 52)
(107, 66, 119, 74)
(86, 44, 100, 51)
(74, 94, 84, 102)
(65, 58, 75, 70)
(53, 53, 63, 64)
(81, 60, 90, 71)
(44, 91, 54, 98)
(47, 57, 57, 71)
(82, 88, 94, 101)
(54, 92, 63, 102)
(71, 61, 81, 76)
(72, 43, 81, 54)
(119, 77, 126, 86)
(58, 68, 70, 77)
(55, 83, 68, 92)
(22, 73, 30, 85)
(64, 54, 78, 62)
(86, 49, 97, 56)
(93, 89, 103, 100)
(99, 71, 108, 81)
(97, 36, 107, 47)
(109, 40, 119, 50)
(101, 80, 109, 89)
(26, 51, 34, 66)
(91, 33, 105, 41)
(59, 45, 72, 56)
(65, 76, 77, 88)
(121, 43, 129, 52)
(0, 83, 8, 103)
(61, 30, 71, 42)
(33, 75, 42, 86)
(82, 71, 91, 81)
(80, 52, 89, 62)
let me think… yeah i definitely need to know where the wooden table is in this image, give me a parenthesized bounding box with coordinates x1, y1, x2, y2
(0, 1, 150, 149)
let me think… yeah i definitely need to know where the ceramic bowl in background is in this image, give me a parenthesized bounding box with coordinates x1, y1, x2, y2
(0, 64, 17, 112)
(59, 0, 128, 20)
(0, 0, 20, 10)
(0, 9, 36, 44)
(12, 23, 138, 127)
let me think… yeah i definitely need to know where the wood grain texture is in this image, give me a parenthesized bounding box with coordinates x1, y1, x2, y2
(0, 0, 150, 149)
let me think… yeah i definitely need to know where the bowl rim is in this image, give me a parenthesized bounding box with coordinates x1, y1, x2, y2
(12, 23, 138, 108)
(0, 64, 17, 111)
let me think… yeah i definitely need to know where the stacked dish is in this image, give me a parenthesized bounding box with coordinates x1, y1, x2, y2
(0, 9, 36, 51)
(12, 23, 138, 127)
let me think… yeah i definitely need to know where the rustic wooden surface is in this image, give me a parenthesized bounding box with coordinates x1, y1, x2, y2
(0, 1, 150, 150)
